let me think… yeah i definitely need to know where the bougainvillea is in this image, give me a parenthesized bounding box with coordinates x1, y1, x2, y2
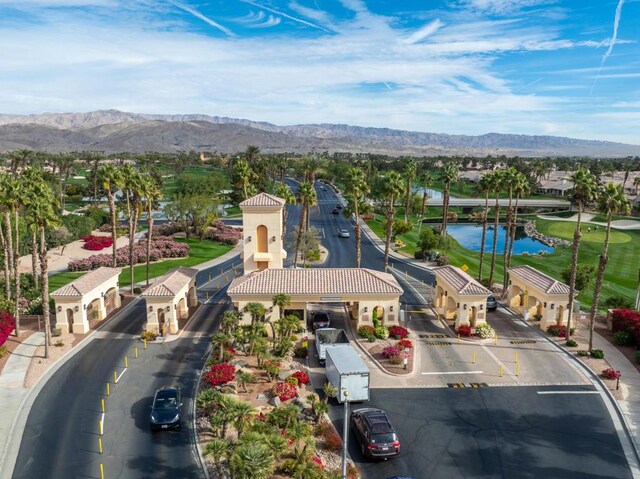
(202, 363, 236, 387)
(546, 324, 574, 338)
(81, 235, 113, 251)
(388, 325, 408, 339)
(397, 338, 413, 349)
(205, 220, 242, 245)
(457, 324, 472, 337)
(611, 309, 640, 347)
(602, 368, 622, 380)
(0, 311, 16, 347)
(290, 370, 310, 386)
(272, 381, 297, 401)
(382, 345, 401, 359)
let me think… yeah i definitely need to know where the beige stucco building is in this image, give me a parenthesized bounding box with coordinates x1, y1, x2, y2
(240, 192, 287, 274)
(142, 267, 199, 335)
(51, 267, 122, 334)
(508, 265, 570, 329)
(433, 265, 492, 330)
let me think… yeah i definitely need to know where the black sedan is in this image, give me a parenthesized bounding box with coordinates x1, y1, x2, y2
(351, 408, 400, 460)
(150, 386, 183, 430)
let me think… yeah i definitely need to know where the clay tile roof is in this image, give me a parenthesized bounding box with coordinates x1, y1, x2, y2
(508, 265, 570, 295)
(239, 192, 286, 208)
(227, 268, 403, 296)
(51, 267, 122, 297)
(433, 265, 491, 296)
(142, 267, 199, 297)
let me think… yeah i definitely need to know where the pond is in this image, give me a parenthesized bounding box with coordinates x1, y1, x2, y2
(412, 187, 454, 200)
(446, 224, 554, 255)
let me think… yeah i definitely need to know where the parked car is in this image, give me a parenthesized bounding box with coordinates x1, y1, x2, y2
(336, 203, 343, 209)
(312, 311, 331, 330)
(150, 386, 182, 430)
(332, 208, 340, 214)
(339, 229, 350, 238)
(351, 408, 400, 460)
(486, 295, 497, 311)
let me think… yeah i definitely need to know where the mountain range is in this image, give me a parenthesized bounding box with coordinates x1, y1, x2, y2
(0, 109, 638, 157)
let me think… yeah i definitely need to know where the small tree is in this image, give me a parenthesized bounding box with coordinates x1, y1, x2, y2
(561, 264, 596, 293)
(416, 227, 440, 260)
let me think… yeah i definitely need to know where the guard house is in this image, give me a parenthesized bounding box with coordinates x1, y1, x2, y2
(433, 265, 492, 330)
(51, 267, 122, 334)
(227, 267, 403, 329)
(240, 192, 287, 274)
(142, 267, 199, 335)
(508, 265, 570, 329)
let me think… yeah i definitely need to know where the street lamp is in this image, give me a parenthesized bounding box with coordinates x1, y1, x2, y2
(341, 390, 350, 479)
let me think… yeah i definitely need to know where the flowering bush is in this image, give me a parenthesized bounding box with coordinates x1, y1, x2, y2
(204, 220, 242, 245)
(290, 370, 310, 386)
(311, 456, 325, 471)
(475, 323, 495, 339)
(602, 368, 622, 380)
(547, 324, 575, 338)
(358, 325, 375, 338)
(397, 338, 413, 349)
(319, 425, 342, 452)
(81, 235, 113, 251)
(285, 376, 299, 388)
(611, 309, 640, 347)
(202, 363, 236, 387)
(382, 345, 401, 359)
(388, 325, 408, 339)
(0, 311, 16, 347)
(272, 381, 297, 401)
(457, 324, 472, 337)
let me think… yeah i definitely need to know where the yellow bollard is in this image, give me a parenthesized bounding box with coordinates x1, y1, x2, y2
(101, 399, 105, 413)
(134, 347, 138, 359)
(99, 420, 103, 436)
(206, 291, 210, 299)
(113, 370, 117, 384)
(124, 356, 128, 368)
(106, 383, 110, 396)
(99, 437, 103, 454)
(457, 334, 460, 344)
(100, 463, 104, 479)
(499, 365, 503, 377)
(494, 332, 498, 345)
(514, 352, 518, 363)
(208, 273, 211, 281)
(516, 363, 520, 377)
(226, 274, 229, 282)
(144, 339, 147, 350)
(220, 268, 223, 275)
(405, 270, 408, 279)
(472, 352, 476, 364)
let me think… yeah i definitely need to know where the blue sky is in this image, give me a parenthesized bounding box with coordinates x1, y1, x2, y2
(0, 0, 638, 143)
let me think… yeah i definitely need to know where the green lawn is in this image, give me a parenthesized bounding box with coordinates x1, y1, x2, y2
(49, 238, 233, 292)
(591, 214, 640, 223)
(224, 206, 242, 217)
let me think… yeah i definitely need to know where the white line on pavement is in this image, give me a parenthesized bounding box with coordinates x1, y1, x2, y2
(421, 371, 484, 375)
(116, 368, 127, 383)
(322, 228, 325, 239)
(537, 391, 599, 395)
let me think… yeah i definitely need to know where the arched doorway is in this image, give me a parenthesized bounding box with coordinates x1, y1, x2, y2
(104, 287, 117, 316)
(66, 309, 74, 332)
(157, 308, 165, 334)
(555, 305, 564, 325)
(435, 286, 445, 309)
(527, 296, 542, 320)
(509, 285, 524, 310)
(188, 286, 197, 307)
(470, 306, 477, 327)
(87, 298, 102, 321)
(373, 305, 384, 325)
(445, 296, 457, 320)
(178, 298, 188, 320)
(257, 225, 268, 253)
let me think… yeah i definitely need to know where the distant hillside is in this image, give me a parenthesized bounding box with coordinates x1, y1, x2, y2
(0, 109, 639, 157)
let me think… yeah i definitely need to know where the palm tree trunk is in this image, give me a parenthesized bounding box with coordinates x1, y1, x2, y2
(31, 228, 39, 289)
(404, 179, 411, 223)
(441, 185, 449, 237)
(40, 225, 51, 359)
(13, 209, 20, 336)
(146, 203, 153, 287)
(383, 200, 395, 273)
(108, 191, 117, 268)
(502, 193, 513, 291)
(294, 208, 306, 268)
(4, 211, 13, 283)
(507, 195, 520, 268)
(488, 197, 500, 288)
(421, 191, 428, 217)
(282, 208, 288, 242)
(478, 192, 489, 282)
(566, 207, 583, 342)
(588, 212, 612, 351)
(1, 223, 10, 300)
(355, 198, 361, 268)
(129, 208, 139, 294)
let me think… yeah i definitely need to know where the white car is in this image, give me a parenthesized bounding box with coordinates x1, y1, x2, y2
(338, 229, 350, 238)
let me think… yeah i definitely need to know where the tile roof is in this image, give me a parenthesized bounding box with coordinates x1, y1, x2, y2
(508, 265, 571, 295)
(433, 265, 492, 296)
(142, 267, 199, 297)
(239, 192, 286, 208)
(227, 268, 403, 296)
(51, 267, 122, 297)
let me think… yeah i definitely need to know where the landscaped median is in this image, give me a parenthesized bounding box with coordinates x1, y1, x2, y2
(356, 324, 415, 374)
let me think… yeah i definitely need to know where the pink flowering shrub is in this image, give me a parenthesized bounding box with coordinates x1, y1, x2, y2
(0, 311, 16, 347)
(388, 326, 408, 339)
(290, 370, 310, 386)
(205, 220, 242, 245)
(382, 345, 401, 359)
(272, 381, 297, 401)
(81, 235, 113, 251)
(602, 368, 622, 380)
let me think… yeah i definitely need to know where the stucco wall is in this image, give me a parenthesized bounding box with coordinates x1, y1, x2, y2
(241, 205, 285, 274)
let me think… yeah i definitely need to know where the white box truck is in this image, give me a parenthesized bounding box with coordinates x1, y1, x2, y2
(325, 345, 370, 403)
(315, 328, 349, 364)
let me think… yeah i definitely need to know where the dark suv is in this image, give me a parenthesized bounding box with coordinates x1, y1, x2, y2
(150, 386, 182, 430)
(312, 311, 331, 330)
(351, 408, 400, 459)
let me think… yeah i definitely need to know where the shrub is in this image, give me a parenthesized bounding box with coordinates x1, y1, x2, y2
(322, 429, 342, 452)
(436, 255, 449, 266)
(54, 340, 64, 347)
(285, 376, 299, 388)
(602, 368, 621, 380)
(388, 353, 404, 365)
(290, 370, 310, 386)
(577, 350, 590, 357)
(604, 295, 633, 310)
(133, 287, 142, 294)
(457, 324, 471, 337)
(0, 345, 7, 359)
(613, 331, 632, 346)
(546, 325, 574, 338)
(293, 346, 308, 358)
(204, 220, 242, 245)
(590, 349, 605, 359)
(358, 325, 375, 339)
(262, 359, 281, 380)
(0, 311, 16, 347)
(397, 338, 413, 349)
(374, 326, 389, 340)
(272, 381, 297, 401)
(51, 327, 62, 337)
(382, 346, 401, 359)
(203, 363, 236, 387)
(475, 323, 495, 339)
(565, 340, 578, 347)
(388, 325, 408, 339)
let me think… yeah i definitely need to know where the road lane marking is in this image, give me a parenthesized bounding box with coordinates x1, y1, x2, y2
(481, 344, 520, 384)
(115, 368, 127, 383)
(421, 371, 484, 375)
(537, 391, 599, 395)
(322, 227, 325, 238)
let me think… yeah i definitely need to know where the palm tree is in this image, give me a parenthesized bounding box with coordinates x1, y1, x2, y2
(98, 165, 124, 268)
(211, 332, 230, 362)
(220, 310, 241, 336)
(244, 302, 267, 326)
(230, 442, 275, 479)
(488, 170, 504, 288)
(262, 433, 288, 460)
(419, 171, 434, 217)
(233, 401, 257, 436)
(244, 145, 261, 165)
(140, 177, 162, 287)
(403, 159, 417, 222)
(235, 160, 254, 200)
(589, 183, 630, 351)
(634, 176, 640, 195)
(236, 370, 254, 393)
(566, 167, 599, 342)
(507, 173, 530, 269)
(501, 168, 518, 291)
(345, 167, 369, 268)
(302, 154, 323, 184)
(476, 174, 492, 282)
(0, 173, 13, 301)
(4, 175, 25, 335)
(293, 182, 317, 267)
(203, 438, 230, 476)
(54, 153, 75, 211)
(440, 162, 459, 237)
(271, 293, 291, 339)
(122, 167, 144, 294)
(380, 171, 404, 273)
(274, 182, 295, 240)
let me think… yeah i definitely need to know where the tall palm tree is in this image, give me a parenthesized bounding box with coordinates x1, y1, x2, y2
(419, 171, 434, 217)
(0, 173, 13, 300)
(403, 159, 417, 222)
(5, 175, 25, 335)
(507, 173, 530, 269)
(488, 170, 504, 288)
(244, 302, 267, 326)
(293, 182, 317, 267)
(380, 171, 404, 272)
(440, 162, 459, 237)
(141, 177, 162, 287)
(54, 153, 75, 211)
(274, 182, 295, 241)
(302, 154, 322, 184)
(588, 183, 630, 351)
(122, 167, 144, 294)
(634, 176, 640, 196)
(235, 160, 254, 200)
(566, 167, 599, 342)
(345, 167, 369, 268)
(98, 165, 124, 268)
(476, 174, 492, 282)
(271, 293, 291, 339)
(501, 168, 518, 291)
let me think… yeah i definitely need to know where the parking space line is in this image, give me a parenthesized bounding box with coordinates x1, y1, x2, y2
(421, 371, 484, 375)
(537, 391, 599, 395)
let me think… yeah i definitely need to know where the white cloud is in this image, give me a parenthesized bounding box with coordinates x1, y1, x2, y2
(403, 19, 443, 44)
(456, 0, 557, 15)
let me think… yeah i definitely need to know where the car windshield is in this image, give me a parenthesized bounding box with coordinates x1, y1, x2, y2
(154, 391, 178, 410)
(371, 433, 397, 444)
(315, 313, 329, 321)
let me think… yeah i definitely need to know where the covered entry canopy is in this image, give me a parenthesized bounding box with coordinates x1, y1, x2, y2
(508, 265, 570, 329)
(227, 268, 403, 328)
(142, 267, 199, 335)
(51, 267, 122, 334)
(433, 265, 492, 330)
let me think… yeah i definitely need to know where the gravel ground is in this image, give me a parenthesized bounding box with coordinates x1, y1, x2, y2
(23, 333, 76, 388)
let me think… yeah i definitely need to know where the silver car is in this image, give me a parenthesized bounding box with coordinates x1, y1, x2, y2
(339, 229, 350, 238)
